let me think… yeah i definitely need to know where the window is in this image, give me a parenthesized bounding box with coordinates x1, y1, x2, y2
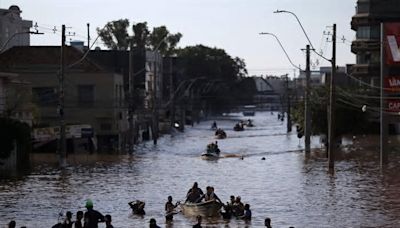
(78, 85, 94, 105)
(357, 52, 379, 64)
(357, 26, 380, 39)
(32, 87, 57, 106)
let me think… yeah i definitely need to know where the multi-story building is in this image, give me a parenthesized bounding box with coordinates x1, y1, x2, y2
(0, 46, 127, 152)
(0, 5, 32, 52)
(351, 0, 400, 86)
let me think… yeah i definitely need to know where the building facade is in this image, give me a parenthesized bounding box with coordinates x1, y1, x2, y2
(0, 5, 32, 52)
(351, 0, 400, 86)
(0, 46, 127, 152)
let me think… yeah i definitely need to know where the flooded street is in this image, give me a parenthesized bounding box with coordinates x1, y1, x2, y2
(2, 112, 400, 227)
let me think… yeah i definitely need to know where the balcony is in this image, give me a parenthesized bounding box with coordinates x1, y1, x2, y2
(351, 40, 380, 53)
(350, 63, 380, 77)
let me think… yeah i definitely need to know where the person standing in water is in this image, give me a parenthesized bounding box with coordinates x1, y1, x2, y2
(165, 196, 179, 221)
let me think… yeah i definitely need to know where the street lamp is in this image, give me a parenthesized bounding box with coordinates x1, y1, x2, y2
(0, 31, 44, 53)
(273, 9, 330, 62)
(259, 32, 301, 70)
(275, 9, 337, 170)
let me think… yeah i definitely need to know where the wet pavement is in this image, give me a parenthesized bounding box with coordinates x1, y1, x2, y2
(1, 112, 400, 227)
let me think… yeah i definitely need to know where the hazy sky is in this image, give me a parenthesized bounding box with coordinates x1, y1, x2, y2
(2, 0, 356, 76)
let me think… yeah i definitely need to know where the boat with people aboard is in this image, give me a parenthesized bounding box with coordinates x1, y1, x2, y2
(201, 142, 220, 160)
(181, 200, 222, 217)
(215, 128, 227, 139)
(233, 122, 244, 131)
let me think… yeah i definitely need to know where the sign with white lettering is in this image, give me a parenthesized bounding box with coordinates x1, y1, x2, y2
(388, 100, 400, 112)
(384, 76, 400, 92)
(385, 23, 400, 65)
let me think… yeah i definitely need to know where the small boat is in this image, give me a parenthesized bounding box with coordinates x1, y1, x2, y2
(233, 124, 244, 131)
(181, 200, 222, 217)
(201, 145, 220, 159)
(201, 152, 220, 160)
(215, 129, 227, 139)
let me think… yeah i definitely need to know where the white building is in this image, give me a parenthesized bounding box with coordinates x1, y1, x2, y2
(0, 5, 32, 52)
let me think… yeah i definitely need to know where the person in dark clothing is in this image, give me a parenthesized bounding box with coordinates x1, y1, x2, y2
(186, 182, 204, 203)
(75, 211, 83, 228)
(239, 204, 251, 220)
(220, 203, 232, 219)
(105, 214, 114, 228)
(84, 199, 105, 228)
(165, 196, 179, 221)
(265, 217, 272, 228)
(149, 218, 161, 228)
(8, 221, 16, 228)
(63, 211, 73, 228)
(193, 215, 202, 228)
(128, 200, 146, 215)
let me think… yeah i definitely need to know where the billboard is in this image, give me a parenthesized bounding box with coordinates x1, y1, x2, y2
(385, 23, 400, 65)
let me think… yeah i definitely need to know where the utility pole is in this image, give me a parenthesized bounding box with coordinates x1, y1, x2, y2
(87, 23, 90, 49)
(328, 24, 337, 170)
(58, 24, 66, 167)
(152, 53, 159, 145)
(169, 57, 175, 130)
(128, 46, 134, 152)
(286, 74, 292, 132)
(380, 22, 388, 167)
(304, 45, 311, 153)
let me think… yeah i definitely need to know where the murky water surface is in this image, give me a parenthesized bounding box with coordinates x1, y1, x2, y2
(1, 112, 400, 227)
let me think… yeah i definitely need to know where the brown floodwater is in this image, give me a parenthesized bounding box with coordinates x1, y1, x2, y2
(1, 112, 400, 227)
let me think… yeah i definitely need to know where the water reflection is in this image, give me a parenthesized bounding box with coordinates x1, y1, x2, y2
(1, 112, 400, 227)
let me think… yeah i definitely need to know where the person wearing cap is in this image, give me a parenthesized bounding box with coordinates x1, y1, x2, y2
(149, 218, 161, 228)
(84, 199, 105, 228)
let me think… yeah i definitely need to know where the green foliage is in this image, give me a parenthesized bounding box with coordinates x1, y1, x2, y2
(292, 86, 377, 136)
(148, 26, 182, 55)
(0, 118, 31, 160)
(98, 19, 182, 55)
(97, 19, 130, 50)
(177, 45, 246, 81)
(132, 22, 150, 49)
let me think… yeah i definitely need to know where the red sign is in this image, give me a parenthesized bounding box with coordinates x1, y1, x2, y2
(384, 76, 400, 92)
(387, 99, 400, 112)
(385, 23, 400, 65)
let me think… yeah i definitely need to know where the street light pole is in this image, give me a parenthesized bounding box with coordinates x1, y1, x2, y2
(0, 31, 44, 53)
(58, 25, 67, 167)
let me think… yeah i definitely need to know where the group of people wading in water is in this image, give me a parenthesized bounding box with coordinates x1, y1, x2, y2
(6, 181, 289, 228)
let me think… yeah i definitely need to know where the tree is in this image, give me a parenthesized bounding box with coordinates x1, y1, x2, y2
(291, 86, 378, 137)
(97, 19, 130, 50)
(131, 22, 150, 49)
(177, 45, 245, 81)
(149, 26, 182, 55)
